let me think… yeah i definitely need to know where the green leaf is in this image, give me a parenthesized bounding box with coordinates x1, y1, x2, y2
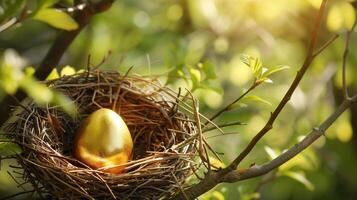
(60, 65, 76, 76)
(33, 8, 79, 31)
(52, 92, 76, 117)
(242, 95, 272, 106)
(283, 171, 314, 191)
(46, 68, 60, 80)
(262, 65, 290, 77)
(0, 141, 22, 156)
(0, 0, 26, 23)
(211, 191, 225, 200)
(20, 76, 53, 105)
(0, 65, 22, 94)
(19, 76, 76, 116)
(200, 61, 217, 79)
(24, 66, 35, 76)
(188, 66, 201, 90)
(240, 54, 263, 79)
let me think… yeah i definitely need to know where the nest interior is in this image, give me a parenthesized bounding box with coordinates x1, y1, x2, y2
(4, 70, 199, 199)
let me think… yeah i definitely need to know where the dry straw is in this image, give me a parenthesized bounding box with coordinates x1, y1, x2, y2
(2, 70, 208, 199)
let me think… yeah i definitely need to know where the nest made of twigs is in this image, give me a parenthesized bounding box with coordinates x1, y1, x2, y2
(3, 70, 201, 199)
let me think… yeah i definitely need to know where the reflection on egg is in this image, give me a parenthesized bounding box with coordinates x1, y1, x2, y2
(74, 108, 133, 174)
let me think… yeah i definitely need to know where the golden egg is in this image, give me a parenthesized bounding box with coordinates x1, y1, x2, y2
(74, 108, 133, 174)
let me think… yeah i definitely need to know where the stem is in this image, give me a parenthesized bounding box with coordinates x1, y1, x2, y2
(205, 82, 258, 126)
(224, 94, 357, 182)
(342, 19, 357, 99)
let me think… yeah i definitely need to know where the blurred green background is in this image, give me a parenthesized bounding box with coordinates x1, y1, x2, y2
(1, 0, 357, 199)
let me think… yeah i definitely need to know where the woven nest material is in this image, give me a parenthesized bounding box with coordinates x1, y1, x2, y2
(3, 70, 201, 199)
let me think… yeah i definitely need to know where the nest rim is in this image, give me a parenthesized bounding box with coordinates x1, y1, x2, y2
(3, 70, 201, 199)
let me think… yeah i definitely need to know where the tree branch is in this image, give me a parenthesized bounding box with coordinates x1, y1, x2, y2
(170, 1, 349, 199)
(222, 94, 357, 183)
(172, 93, 357, 200)
(205, 81, 259, 126)
(0, 0, 115, 126)
(223, 0, 329, 173)
(342, 19, 357, 99)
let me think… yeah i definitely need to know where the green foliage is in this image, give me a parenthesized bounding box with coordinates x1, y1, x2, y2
(0, 0, 26, 23)
(0, 138, 22, 156)
(240, 54, 289, 84)
(1, 0, 357, 199)
(0, 50, 76, 116)
(327, 1, 356, 32)
(166, 60, 223, 95)
(33, 8, 78, 30)
(201, 190, 225, 200)
(0, 0, 78, 31)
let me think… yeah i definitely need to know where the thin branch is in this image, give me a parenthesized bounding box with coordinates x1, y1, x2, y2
(0, 18, 18, 33)
(171, 1, 339, 199)
(171, 92, 357, 200)
(222, 94, 357, 182)
(223, 0, 329, 172)
(342, 19, 357, 99)
(312, 34, 339, 58)
(0, 0, 115, 126)
(205, 81, 258, 126)
(202, 121, 246, 133)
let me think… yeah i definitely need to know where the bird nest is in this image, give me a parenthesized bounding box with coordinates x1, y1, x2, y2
(3, 70, 202, 199)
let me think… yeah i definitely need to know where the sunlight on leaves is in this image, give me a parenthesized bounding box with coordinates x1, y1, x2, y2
(20, 77, 53, 104)
(47, 68, 60, 80)
(327, 2, 356, 32)
(188, 66, 202, 90)
(60, 65, 76, 76)
(240, 54, 263, 79)
(209, 156, 226, 169)
(242, 95, 272, 106)
(33, 8, 79, 30)
(240, 55, 289, 84)
(262, 65, 290, 77)
(201, 190, 225, 200)
(24, 66, 35, 76)
(0, 49, 26, 94)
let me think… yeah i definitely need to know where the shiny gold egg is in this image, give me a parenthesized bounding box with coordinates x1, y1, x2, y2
(74, 108, 133, 174)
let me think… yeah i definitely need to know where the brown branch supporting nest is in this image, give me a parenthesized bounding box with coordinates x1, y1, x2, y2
(2, 70, 206, 199)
